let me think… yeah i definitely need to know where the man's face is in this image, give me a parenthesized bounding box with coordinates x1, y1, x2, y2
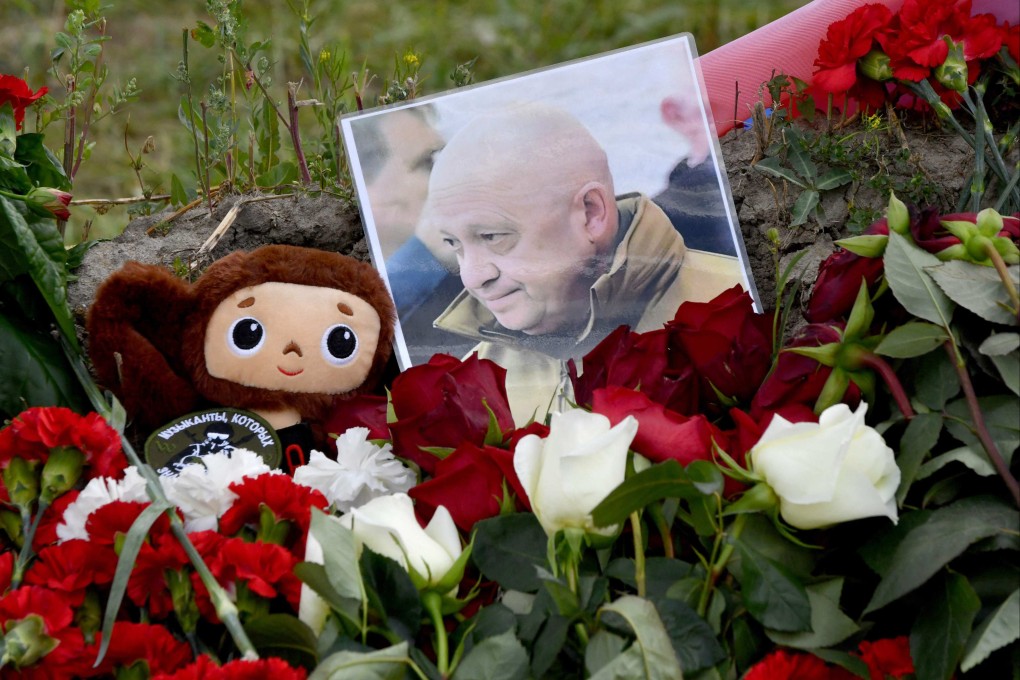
(434, 191, 597, 335)
(366, 111, 444, 250)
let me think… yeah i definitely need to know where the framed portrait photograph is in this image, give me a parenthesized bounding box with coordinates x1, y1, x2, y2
(341, 33, 758, 424)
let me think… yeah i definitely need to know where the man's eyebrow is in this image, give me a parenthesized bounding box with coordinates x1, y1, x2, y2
(337, 302, 354, 316)
(237, 297, 255, 308)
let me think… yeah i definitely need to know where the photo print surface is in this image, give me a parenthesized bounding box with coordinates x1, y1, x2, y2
(342, 33, 758, 424)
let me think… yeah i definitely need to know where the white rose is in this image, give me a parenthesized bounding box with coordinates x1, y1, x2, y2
(749, 402, 900, 530)
(339, 493, 462, 588)
(293, 428, 415, 513)
(513, 409, 638, 537)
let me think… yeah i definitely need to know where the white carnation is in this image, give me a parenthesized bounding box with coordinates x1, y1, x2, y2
(57, 466, 150, 542)
(161, 448, 274, 532)
(293, 427, 415, 513)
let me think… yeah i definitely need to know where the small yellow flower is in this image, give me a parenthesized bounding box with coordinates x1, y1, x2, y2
(319, 48, 330, 63)
(403, 51, 420, 68)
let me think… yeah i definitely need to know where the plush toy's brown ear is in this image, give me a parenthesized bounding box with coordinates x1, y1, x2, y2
(86, 262, 201, 432)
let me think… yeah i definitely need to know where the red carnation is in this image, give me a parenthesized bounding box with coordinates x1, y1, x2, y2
(126, 534, 189, 618)
(0, 585, 73, 634)
(91, 621, 193, 677)
(0, 550, 13, 592)
(152, 654, 308, 680)
(0, 74, 47, 130)
(219, 472, 328, 548)
(669, 285, 774, 412)
(388, 354, 514, 474)
(410, 441, 529, 532)
(24, 539, 117, 607)
(32, 490, 79, 549)
(70, 411, 127, 480)
(813, 4, 894, 94)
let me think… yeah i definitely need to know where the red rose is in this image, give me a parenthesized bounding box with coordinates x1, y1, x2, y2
(805, 219, 889, 324)
(0, 74, 47, 130)
(1005, 21, 1020, 62)
(857, 636, 915, 680)
(323, 393, 389, 440)
(410, 441, 529, 532)
(911, 209, 1020, 254)
(750, 323, 861, 421)
(591, 387, 721, 466)
(389, 354, 514, 475)
(25, 187, 73, 221)
(569, 326, 699, 416)
(669, 285, 774, 411)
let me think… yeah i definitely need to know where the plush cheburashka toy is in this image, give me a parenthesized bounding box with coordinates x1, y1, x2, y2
(86, 244, 395, 437)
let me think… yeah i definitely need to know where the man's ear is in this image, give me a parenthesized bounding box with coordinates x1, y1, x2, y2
(575, 182, 615, 244)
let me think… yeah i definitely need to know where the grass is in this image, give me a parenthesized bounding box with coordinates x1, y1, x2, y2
(1, 0, 809, 243)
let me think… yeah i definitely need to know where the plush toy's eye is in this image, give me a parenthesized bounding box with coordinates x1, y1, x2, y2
(228, 317, 266, 356)
(322, 324, 358, 365)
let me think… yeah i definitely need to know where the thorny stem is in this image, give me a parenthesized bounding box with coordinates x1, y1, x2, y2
(698, 513, 747, 617)
(853, 350, 915, 420)
(944, 341, 1020, 507)
(287, 82, 313, 185)
(984, 241, 1020, 312)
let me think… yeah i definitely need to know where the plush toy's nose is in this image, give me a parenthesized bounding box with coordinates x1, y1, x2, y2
(282, 340, 303, 357)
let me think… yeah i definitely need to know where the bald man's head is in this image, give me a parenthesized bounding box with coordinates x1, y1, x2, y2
(421, 104, 619, 336)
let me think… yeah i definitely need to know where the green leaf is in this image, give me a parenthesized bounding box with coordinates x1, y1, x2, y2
(927, 260, 1019, 326)
(360, 548, 421, 640)
(980, 333, 1020, 396)
(896, 412, 943, 505)
(255, 161, 298, 188)
(961, 588, 1020, 672)
(0, 104, 16, 157)
(656, 598, 726, 673)
(944, 395, 1019, 468)
(734, 537, 812, 632)
(14, 134, 70, 191)
(911, 572, 981, 680)
(309, 641, 411, 680)
(916, 445, 995, 480)
(244, 613, 318, 670)
(472, 513, 547, 592)
(811, 648, 872, 679)
(913, 350, 960, 410)
(596, 596, 684, 680)
(452, 630, 529, 680)
(309, 508, 366, 603)
(292, 561, 361, 629)
(169, 173, 191, 207)
(95, 500, 173, 666)
(875, 322, 949, 358)
(865, 495, 1018, 613)
(591, 460, 711, 529)
(0, 196, 77, 350)
(835, 233, 888, 258)
(191, 20, 217, 48)
(585, 630, 628, 676)
(786, 136, 817, 183)
(815, 167, 853, 190)
(790, 189, 820, 227)
(766, 578, 859, 649)
(884, 231, 956, 326)
(753, 156, 806, 187)
(0, 311, 87, 419)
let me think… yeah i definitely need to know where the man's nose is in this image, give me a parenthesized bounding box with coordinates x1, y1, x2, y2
(459, 247, 499, 290)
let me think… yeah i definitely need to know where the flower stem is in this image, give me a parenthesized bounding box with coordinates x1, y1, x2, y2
(983, 241, 1020, 312)
(630, 512, 646, 598)
(647, 502, 675, 559)
(855, 350, 915, 420)
(697, 513, 747, 617)
(944, 342, 1020, 507)
(422, 590, 449, 678)
(287, 82, 313, 186)
(11, 500, 48, 589)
